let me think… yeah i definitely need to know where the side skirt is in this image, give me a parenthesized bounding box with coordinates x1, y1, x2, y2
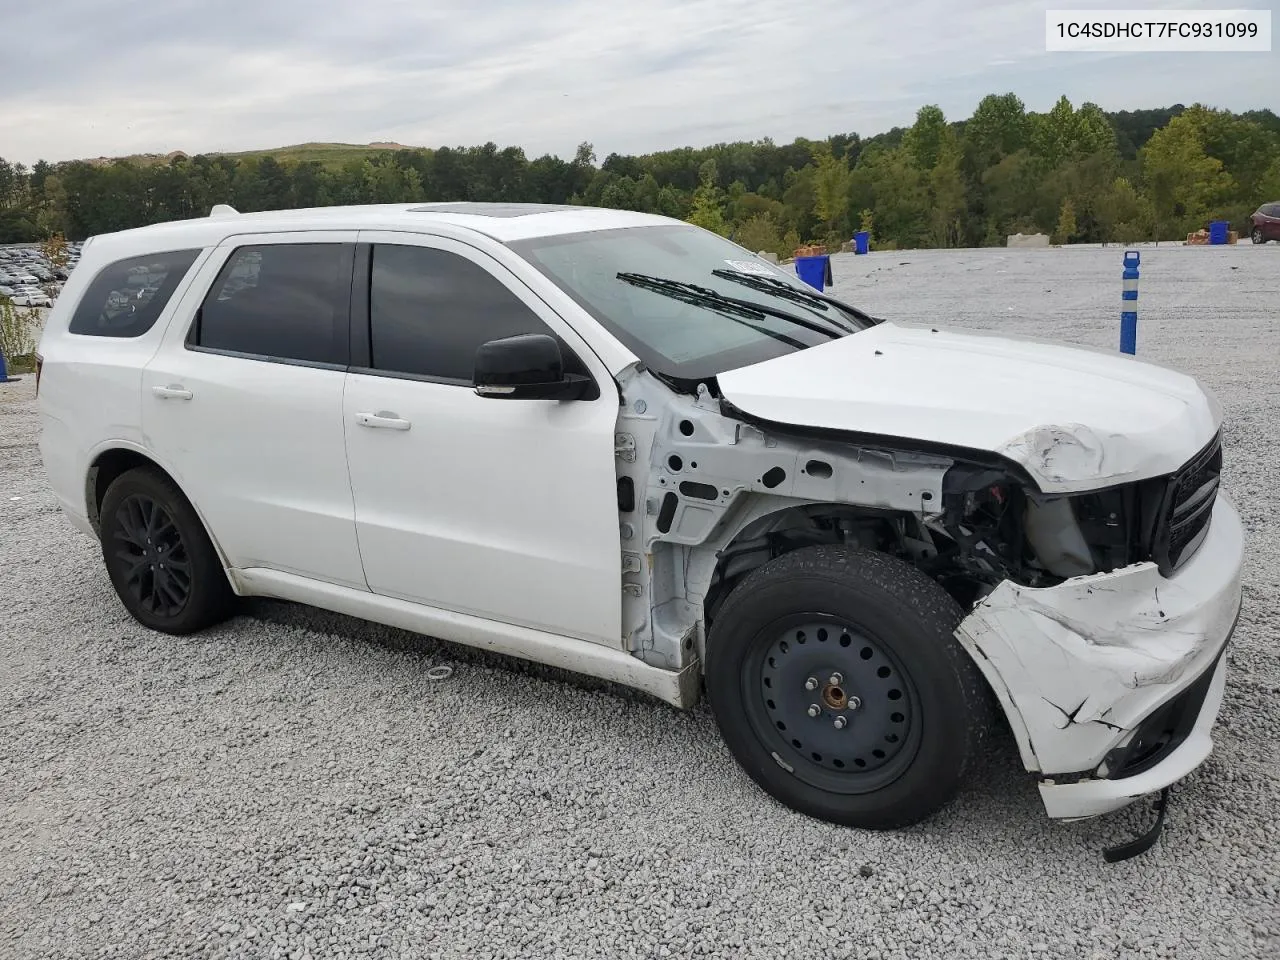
(233, 567, 701, 709)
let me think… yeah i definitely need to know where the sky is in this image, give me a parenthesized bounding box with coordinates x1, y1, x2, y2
(0, 0, 1276, 167)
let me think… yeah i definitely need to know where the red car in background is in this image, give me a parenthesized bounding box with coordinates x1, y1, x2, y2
(1249, 202, 1280, 243)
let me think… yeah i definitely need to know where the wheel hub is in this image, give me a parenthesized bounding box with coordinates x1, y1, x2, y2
(821, 678, 852, 711)
(755, 622, 918, 785)
(111, 494, 192, 618)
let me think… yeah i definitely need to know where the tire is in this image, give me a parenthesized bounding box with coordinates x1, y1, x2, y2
(1252, 227, 1266, 244)
(705, 545, 992, 829)
(99, 467, 235, 634)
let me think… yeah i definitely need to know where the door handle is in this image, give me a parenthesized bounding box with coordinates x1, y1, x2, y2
(355, 411, 411, 431)
(152, 384, 193, 400)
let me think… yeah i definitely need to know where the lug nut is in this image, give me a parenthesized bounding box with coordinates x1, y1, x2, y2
(847, 696, 862, 711)
(807, 704, 821, 718)
(804, 677, 819, 691)
(829, 672, 843, 686)
(833, 716, 848, 729)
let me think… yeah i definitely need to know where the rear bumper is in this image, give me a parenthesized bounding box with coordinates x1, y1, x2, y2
(38, 409, 95, 537)
(956, 492, 1244, 820)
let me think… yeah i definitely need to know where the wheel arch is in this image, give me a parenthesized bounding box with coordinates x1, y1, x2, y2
(85, 441, 235, 576)
(686, 496, 929, 662)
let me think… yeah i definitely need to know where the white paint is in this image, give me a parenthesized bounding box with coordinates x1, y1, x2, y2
(35, 203, 1248, 825)
(141, 231, 368, 590)
(1039, 658, 1227, 819)
(955, 492, 1243, 815)
(233, 567, 698, 708)
(344, 230, 622, 647)
(716, 320, 1222, 492)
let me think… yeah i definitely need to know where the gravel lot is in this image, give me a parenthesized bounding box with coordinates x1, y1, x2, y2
(2, 243, 1278, 959)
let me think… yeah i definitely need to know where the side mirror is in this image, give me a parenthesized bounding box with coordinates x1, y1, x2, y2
(473, 333, 592, 401)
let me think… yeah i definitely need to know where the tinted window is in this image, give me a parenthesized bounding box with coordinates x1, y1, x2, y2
(195, 244, 351, 365)
(369, 244, 567, 382)
(69, 249, 201, 338)
(1264, 203, 1280, 217)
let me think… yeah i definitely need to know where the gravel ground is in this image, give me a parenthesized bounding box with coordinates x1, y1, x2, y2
(2, 243, 1278, 959)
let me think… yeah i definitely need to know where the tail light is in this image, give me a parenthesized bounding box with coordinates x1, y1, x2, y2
(34, 352, 43, 397)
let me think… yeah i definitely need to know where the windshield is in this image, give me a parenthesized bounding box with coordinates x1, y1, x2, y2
(508, 224, 871, 380)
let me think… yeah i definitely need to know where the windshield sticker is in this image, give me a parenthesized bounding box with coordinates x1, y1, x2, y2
(723, 259, 781, 277)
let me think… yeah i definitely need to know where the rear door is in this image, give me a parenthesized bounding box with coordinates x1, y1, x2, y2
(342, 232, 622, 646)
(141, 232, 367, 590)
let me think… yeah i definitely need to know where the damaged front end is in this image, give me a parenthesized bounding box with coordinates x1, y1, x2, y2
(945, 431, 1243, 821)
(617, 363, 1242, 826)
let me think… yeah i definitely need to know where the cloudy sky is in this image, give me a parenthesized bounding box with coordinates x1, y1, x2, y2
(1, 0, 1275, 166)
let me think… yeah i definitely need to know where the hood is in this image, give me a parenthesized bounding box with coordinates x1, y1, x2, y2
(716, 321, 1221, 494)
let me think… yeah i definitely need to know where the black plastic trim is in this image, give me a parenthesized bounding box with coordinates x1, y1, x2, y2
(349, 242, 372, 368)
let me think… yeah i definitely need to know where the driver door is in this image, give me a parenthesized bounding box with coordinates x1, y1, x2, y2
(342, 232, 623, 647)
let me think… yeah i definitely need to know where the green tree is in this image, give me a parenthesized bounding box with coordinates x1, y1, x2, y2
(853, 146, 929, 248)
(904, 105, 948, 170)
(811, 144, 852, 242)
(1142, 114, 1236, 237)
(965, 93, 1030, 167)
(686, 161, 727, 235)
(1053, 198, 1077, 244)
(1031, 96, 1114, 169)
(859, 208, 875, 238)
(927, 131, 966, 247)
(734, 214, 785, 256)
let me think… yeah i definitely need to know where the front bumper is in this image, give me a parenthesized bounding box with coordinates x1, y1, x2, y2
(955, 492, 1244, 820)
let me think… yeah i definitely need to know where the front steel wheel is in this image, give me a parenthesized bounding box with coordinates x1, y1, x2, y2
(746, 618, 924, 795)
(706, 545, 992, 829)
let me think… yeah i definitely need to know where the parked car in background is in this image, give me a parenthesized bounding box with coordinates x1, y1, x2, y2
(1250, 202, 1280, 243)
(0, 285, 15, 297)
(10, 289, 53, 307)
(36, 203, 1243, 849)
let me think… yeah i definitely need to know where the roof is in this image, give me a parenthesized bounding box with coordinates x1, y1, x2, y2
(87, 203, 678, 253)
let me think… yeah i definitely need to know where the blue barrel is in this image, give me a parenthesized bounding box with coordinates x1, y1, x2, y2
(1208, 221, 1229, 245)
(854, 231, 870, 255)
(795, 254, 830, 291)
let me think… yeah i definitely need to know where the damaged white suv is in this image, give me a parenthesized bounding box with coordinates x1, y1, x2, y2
(37, 203, 1243, 848)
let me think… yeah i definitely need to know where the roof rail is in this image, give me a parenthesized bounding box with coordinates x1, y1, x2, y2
(209, 204, 239, 218)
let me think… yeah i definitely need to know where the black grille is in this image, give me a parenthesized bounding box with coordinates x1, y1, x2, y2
(1153, 432, 1222, 574)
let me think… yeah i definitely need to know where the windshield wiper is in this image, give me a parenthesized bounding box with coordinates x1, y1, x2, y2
(616, 272, 846, 340)
(615, 272, 809, 350)
(711, 268, 880, 328)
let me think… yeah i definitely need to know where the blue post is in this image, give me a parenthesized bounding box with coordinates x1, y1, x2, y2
(1120, 250, 1139, 355)
(0, 349, 18, 383)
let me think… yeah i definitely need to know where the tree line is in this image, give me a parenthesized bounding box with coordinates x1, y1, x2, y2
(2, 95, 1277, 254)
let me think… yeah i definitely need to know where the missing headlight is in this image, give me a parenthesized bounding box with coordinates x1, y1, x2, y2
(1024, 497, 1095, 578)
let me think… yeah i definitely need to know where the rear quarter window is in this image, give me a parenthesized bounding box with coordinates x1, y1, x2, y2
(68, 249, 202, 338)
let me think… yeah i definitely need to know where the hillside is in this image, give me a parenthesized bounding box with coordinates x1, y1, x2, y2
(5, 98, 1276, 249)
(78, 141, 419, 168)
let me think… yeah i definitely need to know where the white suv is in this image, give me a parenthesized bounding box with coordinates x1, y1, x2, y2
(36, 203, 1243, 849)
